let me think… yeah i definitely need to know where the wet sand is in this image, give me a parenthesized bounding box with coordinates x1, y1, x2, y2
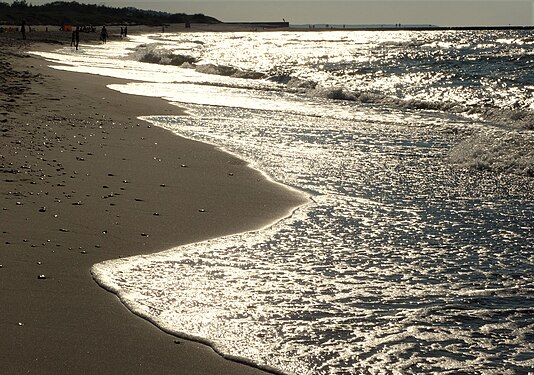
(0, 27, 307, 373)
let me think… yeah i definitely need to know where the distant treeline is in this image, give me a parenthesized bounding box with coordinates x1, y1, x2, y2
(0, 0, 221, 26)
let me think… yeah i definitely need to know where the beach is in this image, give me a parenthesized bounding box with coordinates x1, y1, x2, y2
(0, 28, 306, 373)
(2, 25, 533, 374)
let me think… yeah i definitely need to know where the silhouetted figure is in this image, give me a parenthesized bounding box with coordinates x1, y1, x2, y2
(100, 26, 108, 44)
(74, 26, 80, 50)
(124, 26, 127, 37)
(21, 20, 26, 40)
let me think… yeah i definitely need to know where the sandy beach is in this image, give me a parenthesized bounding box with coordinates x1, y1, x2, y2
(0, 27, 306, 373)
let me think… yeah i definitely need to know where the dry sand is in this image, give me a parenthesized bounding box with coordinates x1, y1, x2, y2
(0, 27, 306, 374)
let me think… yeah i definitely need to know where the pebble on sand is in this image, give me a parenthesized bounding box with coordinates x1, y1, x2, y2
(37, 274, 46, 279)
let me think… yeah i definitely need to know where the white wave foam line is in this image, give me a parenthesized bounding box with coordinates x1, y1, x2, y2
(90, 256, 284, 374)
(91, 202, 314, 375)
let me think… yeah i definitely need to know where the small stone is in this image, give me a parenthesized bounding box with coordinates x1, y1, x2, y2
(37, 274, 46, 280)
(18, 322, 24, 326)
(39, 207, 47, 212)
(153, 212, 159, 216)
(81, 250, 87, 254)
(59, 228, 69, 232)
(160, 184, 166, 187)
(198, 209, 206, 213)
(180, 164, 188, 168)
(141, 233, 149, 237)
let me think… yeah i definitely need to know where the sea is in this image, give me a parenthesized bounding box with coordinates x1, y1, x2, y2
(34, 29, 534, 374)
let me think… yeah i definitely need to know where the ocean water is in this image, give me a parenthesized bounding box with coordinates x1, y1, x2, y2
(34, 30, 534, 374)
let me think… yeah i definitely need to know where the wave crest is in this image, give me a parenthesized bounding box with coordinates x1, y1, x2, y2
(195, 64, 266, 79)
(132, 44, 197, 66)
(449, 131, 534, 177)
(297, 82, 533, 130)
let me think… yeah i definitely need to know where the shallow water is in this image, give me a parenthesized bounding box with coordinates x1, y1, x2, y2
(37, 30, 534, 374)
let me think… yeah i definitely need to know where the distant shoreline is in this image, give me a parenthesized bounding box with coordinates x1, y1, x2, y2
(288, 24, 534, 31)
(190, 22, 534, 32)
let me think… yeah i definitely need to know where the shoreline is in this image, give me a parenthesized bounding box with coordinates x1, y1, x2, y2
(0, 30, 307, 373)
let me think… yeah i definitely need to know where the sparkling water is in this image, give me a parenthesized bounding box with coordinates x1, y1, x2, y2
(36, 30, 534, 374)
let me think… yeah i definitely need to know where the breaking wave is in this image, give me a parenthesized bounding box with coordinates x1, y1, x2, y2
(195, 64, 266, 79)
(301, 84, 534, 129)
(449, 130, 534, 177)
(132, 43, 197, 66)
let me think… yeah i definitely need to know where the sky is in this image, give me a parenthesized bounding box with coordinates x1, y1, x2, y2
(9, 1, 534, 26)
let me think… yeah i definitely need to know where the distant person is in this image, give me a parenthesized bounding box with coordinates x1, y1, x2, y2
(21, 20, 26, 40)
(74, 26, 80, 50)
(100, 25, 108, 44)
(124, 26, 127, 37)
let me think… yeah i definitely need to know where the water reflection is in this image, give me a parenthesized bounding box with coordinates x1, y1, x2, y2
(94, 103, 533, 374)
